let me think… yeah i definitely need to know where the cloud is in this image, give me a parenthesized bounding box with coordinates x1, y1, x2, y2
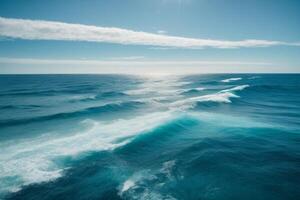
(0, 57, 273, 66)
(0, 57, 282, 74)
(0, 17, 299, 49)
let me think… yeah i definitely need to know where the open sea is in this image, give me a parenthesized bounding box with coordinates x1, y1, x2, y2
(0, 74, 299, 200)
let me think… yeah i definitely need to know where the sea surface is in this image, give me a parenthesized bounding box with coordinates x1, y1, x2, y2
(0, 74, 299, 200)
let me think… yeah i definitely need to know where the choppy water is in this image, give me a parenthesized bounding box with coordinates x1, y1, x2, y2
(0, 74, 299, 200)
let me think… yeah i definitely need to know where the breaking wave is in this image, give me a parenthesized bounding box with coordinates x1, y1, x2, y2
(221, 77, 242, 83)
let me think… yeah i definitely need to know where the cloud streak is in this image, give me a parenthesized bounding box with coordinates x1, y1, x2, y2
(0, 57, 273, 66)
(0, 17, 299, 49)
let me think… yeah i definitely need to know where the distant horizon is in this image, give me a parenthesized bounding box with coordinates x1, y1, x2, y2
(1, 72, 299, 75)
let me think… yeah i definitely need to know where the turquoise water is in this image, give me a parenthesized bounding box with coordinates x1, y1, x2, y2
(0, 74, 299, 200)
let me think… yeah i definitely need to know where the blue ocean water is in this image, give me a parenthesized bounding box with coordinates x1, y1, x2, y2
(0, 74, 299, 200)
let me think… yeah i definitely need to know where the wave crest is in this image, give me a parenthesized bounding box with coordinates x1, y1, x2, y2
(221, 77, 242, 83)
(171, 85, 249, 109)
(0, 111, 177, 194)
(0, 101, 144, 127)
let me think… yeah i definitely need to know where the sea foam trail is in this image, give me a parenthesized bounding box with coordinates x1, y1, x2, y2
(0, 111, 176, 195)
(170, 85, 249, 109)
(220, 85, 249, 93)
(221, 77, 242, 83)
(190, 92, 238, 103)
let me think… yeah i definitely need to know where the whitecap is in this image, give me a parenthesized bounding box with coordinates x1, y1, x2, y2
(170, 85, 249, 109)
(191, 92, 238, 103)
(118, 163, 178, 200)
(221, 77, 242, 83)
(195, 87, 206, 91)
(121, 179, 136, 193)
(220, 85, 249, 93)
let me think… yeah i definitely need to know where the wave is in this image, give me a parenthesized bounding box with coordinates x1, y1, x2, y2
(67, 94, 97, 102)
(221, 77, 242, 83)
(192, 85, 249, 104)
(59, 85, 250, 118)
(5, 111, 259, 198)
(99, 91, 127, 97)
(0, 109, 272, 198)
(0, 105, 42, 110)
(0, 90, 57, 97)
(180, 87, 206, 95)
(0, 85, 100, 97)
(0, 101, 144, 127)
(170, 85, 249, 109)
(117, 115, 200, 155)
(191, 92, 238, 103)
(0, 111, 177, 195)
(219, 85, 249, 93)
(68, 91, 127, 102)
(248, 76, 260, 79)
(119, 113, 268, 178)
(119, 160, 179, 200)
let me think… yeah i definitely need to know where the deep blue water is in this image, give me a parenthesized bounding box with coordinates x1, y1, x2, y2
(0, 74, 299, 200)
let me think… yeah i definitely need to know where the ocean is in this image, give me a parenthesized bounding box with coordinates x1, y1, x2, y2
(0, 74, 299, 200)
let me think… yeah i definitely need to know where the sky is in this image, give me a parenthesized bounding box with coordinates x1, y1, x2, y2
(0, 0, 300, 74)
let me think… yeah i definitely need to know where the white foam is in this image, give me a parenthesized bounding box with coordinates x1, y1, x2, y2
(69, 94, 96, 101)
(170, 85, 249, 109)
(170, 92, 236, 110)
(221, 77, 242, 83)
(119, 161, 178, 200)
(0, 111, 176, 195)
(191, 92, 238, 103)
(160, 160, 177, 180)
(121, 180, 136, 193)
(195, 85, 249, 104)
(180, 87, 206, 93)
(195, 87, 206, 91)
(220, 85, 249, 93)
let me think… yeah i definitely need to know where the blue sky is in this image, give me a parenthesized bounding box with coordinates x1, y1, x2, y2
(0, 0, 300, 74)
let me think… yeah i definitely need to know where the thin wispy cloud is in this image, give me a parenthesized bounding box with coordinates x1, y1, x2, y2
(0, 57, 279, 74)
(0, 57, 273, 66)
(0, 17, 299, 49)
